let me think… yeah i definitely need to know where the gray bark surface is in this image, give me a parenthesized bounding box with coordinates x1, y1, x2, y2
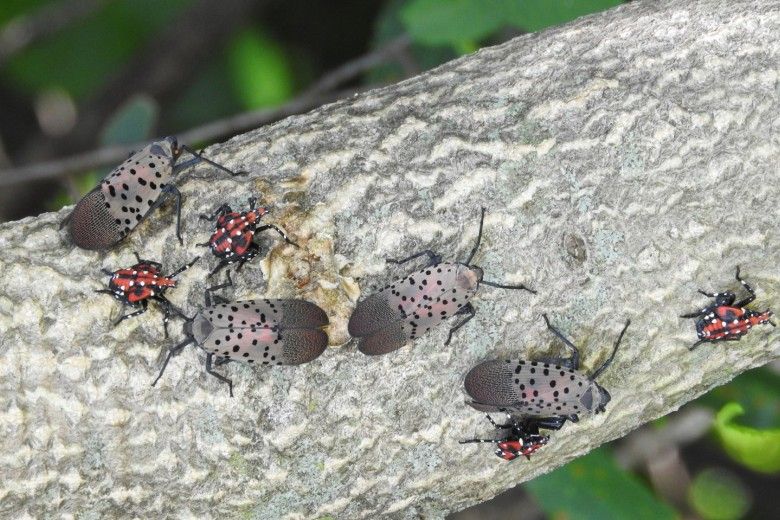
(1, 0, 778, 518)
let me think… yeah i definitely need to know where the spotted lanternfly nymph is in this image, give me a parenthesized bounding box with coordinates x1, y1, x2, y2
(61, 136, 242, 250)
(96, 253, 198, 337)
(464, 314, 630, 430)
(151, 272, 328, 396)
(348, 207, 536, 355)
(198, 196, 297, 277)
(681, 266, 774, 350)
(460, 414, 550, 461)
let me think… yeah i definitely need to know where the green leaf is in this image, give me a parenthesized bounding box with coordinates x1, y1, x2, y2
(401, 0, 506, 46)
(2, 0, 195, 99)
(688, 468, 751, 520)
(714, 402, 780, 474)
(525, 448, 678, 520)
(400, 0, 625, 46)
(100, 95, 158, 146)
(503, 0, 624, 33)
(369, 0, 457, 83)
(227, 28, 295, 110)
(695, 367, 780, 429)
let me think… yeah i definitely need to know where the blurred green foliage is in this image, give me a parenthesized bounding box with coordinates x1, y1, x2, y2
(526, 447, 678, 519)
(227, 28, 295, 110)
(688, 468, 751, 520)
(2, 0, 195, 99)
(401, 0, 624, 47)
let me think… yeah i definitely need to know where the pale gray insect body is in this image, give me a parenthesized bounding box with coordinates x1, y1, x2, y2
(62, 136, 240, 250)
(348, 208, 535, 355)
(464, 314, 630, 430)
(153, 276, 328, 396)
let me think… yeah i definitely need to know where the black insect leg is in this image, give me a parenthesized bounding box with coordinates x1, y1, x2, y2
(166, 256, 200, 278)
(155, 295, 188, 338)
(680, 305, 714, 319)
(444, 302, 476, 346)
(257, 224, 298, 247)
(541, 314, 580, 370)
(146, 184, 184, 245)
(481, 279, 536, 294)
(485, 413, 514, 429)
(386, 250, 443, 267)
(205, 353, 234, 397)
(199, 204, 231, 222)
(530, 416, 569, 431)
(459, 437, 501, 445)
(100, 268, 114, 276)
(247, 196, 257, 209)
(234, 244, 259, 273)
(151, 337, 194, 388)
(590, 319, 631, 381)
(689, 336, 741, 351)
(204, 270, 233, 306)
(208, 260, 231, 279)
(733, 265, 756, 307)
(113, 301, 148, 327)
(94, 289, 116, 296)
(214, 357, 231, 367)
(180, 144, 245, 176)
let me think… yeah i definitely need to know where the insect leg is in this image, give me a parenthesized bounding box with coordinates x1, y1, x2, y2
(481, 279, 536, 294)
(463, 207, 487, 265)
(459, 437, 501, 445)
(733, 266, 757, 307)
(180, 145, 245, 176)
(113, 301, 148, 326)
(680, 306, 712, 318)
(94, 289, 115, 296)
(444, 302, 476, 345)
(145, 184, 184, 245)
(199, 204, 231, 222)
(205, 353, 234, 397)
(204, 270, 233, 306)
(151, 337, 194, 387)
(484, 413, 514, 429)
(256, 224, 298, 247)
(541, 314, 580, 370)
(530, 416, 569, 431)
(386, 250, 442, 267)
(167, 256, 201, 278)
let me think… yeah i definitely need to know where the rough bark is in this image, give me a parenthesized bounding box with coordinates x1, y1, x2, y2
(1, 0, 778, 518)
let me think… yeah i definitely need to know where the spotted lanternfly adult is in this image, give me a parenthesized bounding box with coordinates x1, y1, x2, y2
(61, 136, 242, 250)
(198, 196, 297, 277)
(348, 208, 536, 355)
(96, 253, 198, 337)
(464, 314, 630, 430)
(460, 414, 550, 461)
(681, 266, 774, 350)
(151, 272, 328, 396)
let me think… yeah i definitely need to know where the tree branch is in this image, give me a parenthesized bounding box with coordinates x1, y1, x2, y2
(0, 0, 777, 518)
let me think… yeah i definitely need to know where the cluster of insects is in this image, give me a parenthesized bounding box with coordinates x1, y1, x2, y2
(63, 137, 776, 462)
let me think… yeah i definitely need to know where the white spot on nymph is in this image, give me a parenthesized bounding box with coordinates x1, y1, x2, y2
(129, 281, 134, 286)
(732, 319, 739, 324)
(139, 281, 145, 286)
(229, 219, 234, 225)
(150, 291, 155, 296)
(711, 319, 718, 324)
(132, 271, 137, 275)
(721, 321, 727, 327)
(227, 238, 232, 243)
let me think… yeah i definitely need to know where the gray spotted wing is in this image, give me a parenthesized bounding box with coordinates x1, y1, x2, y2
(101, 142, 175, 238)
(465, 359, 588, 417)
(350, 262, 479, 354)
(202, 299, 328, 366)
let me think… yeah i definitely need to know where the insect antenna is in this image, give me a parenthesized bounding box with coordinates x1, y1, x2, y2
(590, 319, 631, 381)
(463, 207, 486, 266)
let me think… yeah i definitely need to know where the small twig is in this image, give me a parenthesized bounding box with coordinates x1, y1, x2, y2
(0, 36, 411, 187)
(0, 0, 109, 67)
